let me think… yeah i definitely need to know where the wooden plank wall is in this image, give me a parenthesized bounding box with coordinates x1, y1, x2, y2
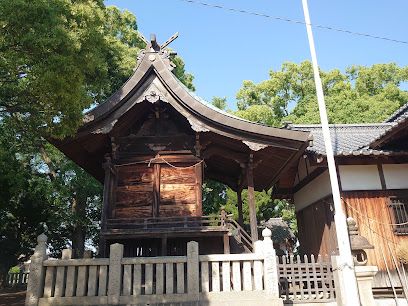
(343, 191, 408, 288)
(342, 191, 407, 271)
(114, 165, 154, 218)
(297, 191, 408, 288)
(297, 197, 338, 257)
(159, 165, 202, 217)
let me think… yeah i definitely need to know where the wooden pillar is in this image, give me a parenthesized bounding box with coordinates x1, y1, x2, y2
(99, 155, 112, 256)
(223, 234, 230, 254)
(161, 235, 167, 256)
(237, 188, 244, 227)
(153, 163, 160, 218)
(246, 154, 258, 243)
(195, 163, 203, 216)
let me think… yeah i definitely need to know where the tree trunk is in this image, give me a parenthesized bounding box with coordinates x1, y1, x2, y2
(71, 196, 86, 258)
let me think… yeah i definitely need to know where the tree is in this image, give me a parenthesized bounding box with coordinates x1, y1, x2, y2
(232, 61, 408, 241)
(236, 61, 408, 126)
(0, 1, 195, 140)
(0, 1, 196, 280)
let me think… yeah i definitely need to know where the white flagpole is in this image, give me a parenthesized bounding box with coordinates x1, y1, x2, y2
(301, 1, 360, 305)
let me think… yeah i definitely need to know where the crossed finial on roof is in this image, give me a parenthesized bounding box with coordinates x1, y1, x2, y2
(138, 32, 179, 52)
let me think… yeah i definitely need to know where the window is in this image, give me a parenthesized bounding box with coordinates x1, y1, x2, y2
(389, 197, 408, 235)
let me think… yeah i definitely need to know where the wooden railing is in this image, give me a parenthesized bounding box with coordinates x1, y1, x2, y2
(107, 214, 254, 252)
(225, 217, 253, 252)
(106, 215, 225, 231)
(277, 254, 336, 302)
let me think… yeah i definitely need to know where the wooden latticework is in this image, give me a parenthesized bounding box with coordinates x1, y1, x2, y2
(277, 255, 335, 302)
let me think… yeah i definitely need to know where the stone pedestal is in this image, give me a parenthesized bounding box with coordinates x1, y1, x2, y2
(355, 265, 378, 306)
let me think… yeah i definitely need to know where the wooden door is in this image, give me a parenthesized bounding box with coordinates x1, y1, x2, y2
(159, 164, 202, 217)
(113, 162, 202, 219)
(114, 165, 154, 218)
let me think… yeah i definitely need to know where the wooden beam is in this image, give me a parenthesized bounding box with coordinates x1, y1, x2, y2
(377, 163, 387, 190)
(246, 154, 258, 243)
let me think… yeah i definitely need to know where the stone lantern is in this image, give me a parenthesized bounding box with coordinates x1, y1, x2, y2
(347, 217, 374, 265)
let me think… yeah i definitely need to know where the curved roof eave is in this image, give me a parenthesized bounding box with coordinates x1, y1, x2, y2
(78, 52, 311, 148)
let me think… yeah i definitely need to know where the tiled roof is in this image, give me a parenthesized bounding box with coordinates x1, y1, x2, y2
(289, 123, 394, 156)
(367, 102, 408, 148)
(385, 103, 408, 123)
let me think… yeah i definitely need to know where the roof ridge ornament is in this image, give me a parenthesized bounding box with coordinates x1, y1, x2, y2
(137, 32, 179, 70)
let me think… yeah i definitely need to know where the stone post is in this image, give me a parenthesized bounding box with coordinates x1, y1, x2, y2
(331, 255, 347, 306)
(108, 243, 123, 305)
(262, 228, 280, 298)
(25, 234, 48, 306)
(355, 266, 378, 306)
(187, 241, 199, 301)
(61, 249, 72, 260)
(254, 240, 263, 255)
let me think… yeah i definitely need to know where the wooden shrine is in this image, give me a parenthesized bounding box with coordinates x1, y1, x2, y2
(52, 34, 311, 257)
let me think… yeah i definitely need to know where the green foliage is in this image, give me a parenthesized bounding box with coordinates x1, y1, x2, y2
(0, 0, 196, 282)
(1, 0, 113, 138)
(236, 61, 408, 125)
(228, 61, 408, 242)
(211, 97, 227, 110)
(0, 124, 102, 282)
(0, 126, 53, 283)
(9, 266, 20, 273)
(234, 105, 278, 126)
(202, 180, 227, 215)
(171, 54, 195, 91)
(223, 189, 296, 233)
(0, 1, 194, 140)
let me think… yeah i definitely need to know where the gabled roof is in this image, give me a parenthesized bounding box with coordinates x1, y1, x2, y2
(74, 49, 310, 145)
(369, 102, 408, 150)
(385, 102, 408, 123)
(289, 123, 395, 156)
(51, 37, 311, 190)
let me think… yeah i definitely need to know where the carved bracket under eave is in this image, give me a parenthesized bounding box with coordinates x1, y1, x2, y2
(92, 119, 118, 134)
(136, 83, 169, 104)
(187, 117, 210, 133)
(243, 140, 269, 151)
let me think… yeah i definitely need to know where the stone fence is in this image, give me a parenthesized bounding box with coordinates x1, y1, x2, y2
(24, 228, 379, 306)
(25, 229, 283, 306)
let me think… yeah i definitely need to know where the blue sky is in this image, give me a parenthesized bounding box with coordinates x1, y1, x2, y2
(105, 0, 408, 109)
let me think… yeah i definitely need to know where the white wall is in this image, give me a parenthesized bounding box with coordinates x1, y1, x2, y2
(294, 170, 332, 211)
(294, 163, 408, 212)
(338, 165, 382, 191)
(383, 164, 408, 189)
